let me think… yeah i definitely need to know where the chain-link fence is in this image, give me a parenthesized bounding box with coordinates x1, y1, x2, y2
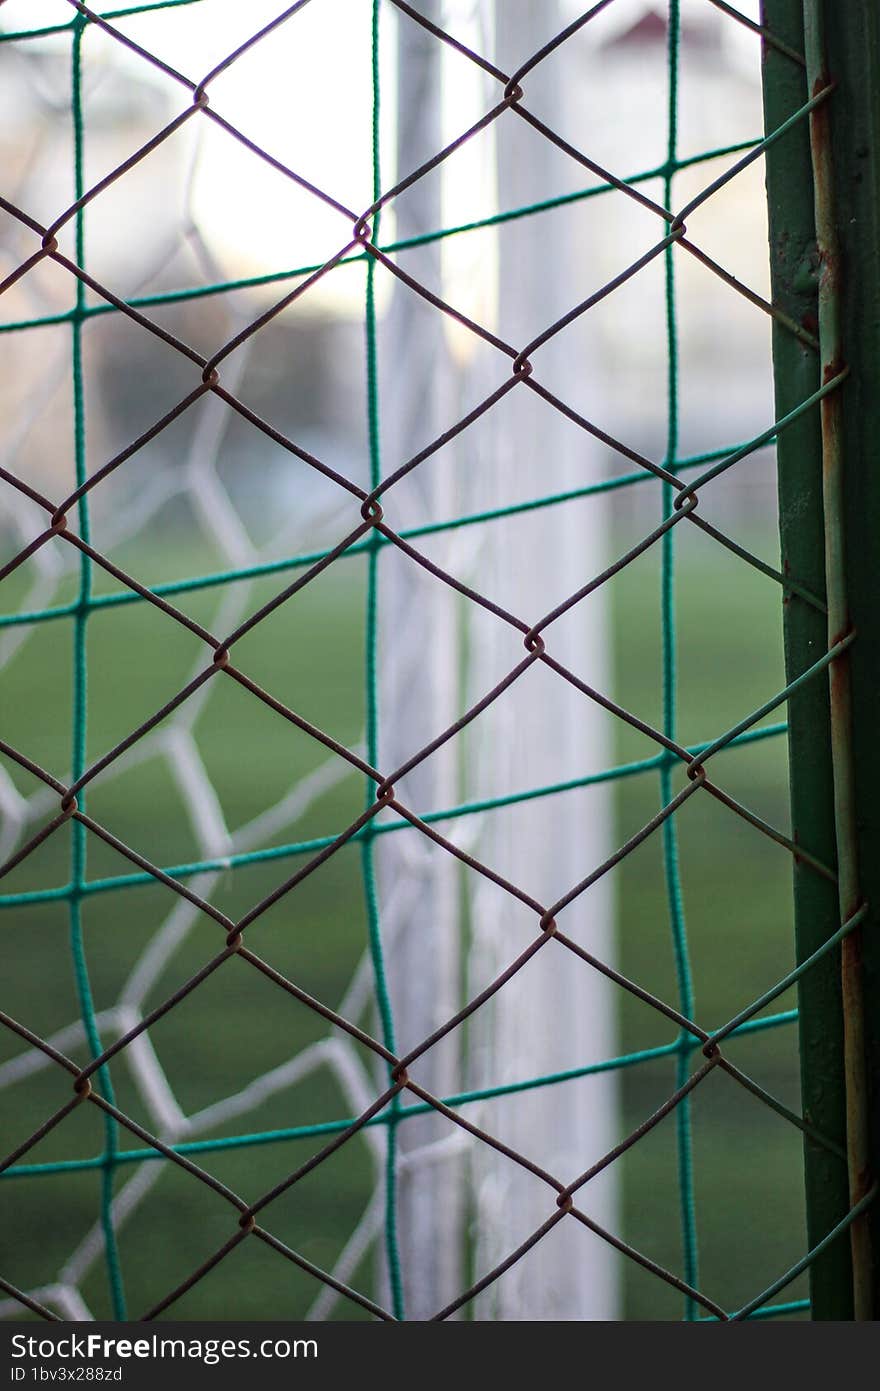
(0, 0, 873, 1322)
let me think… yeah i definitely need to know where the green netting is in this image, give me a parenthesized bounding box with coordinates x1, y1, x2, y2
(66, 10, 127, 1323)
(0, 0, 864, 1325)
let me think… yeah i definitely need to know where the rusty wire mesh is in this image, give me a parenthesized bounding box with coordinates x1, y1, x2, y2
(0, 0, 868, 1323)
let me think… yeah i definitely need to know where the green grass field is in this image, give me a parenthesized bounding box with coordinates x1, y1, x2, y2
(0, 504, 814, 1320)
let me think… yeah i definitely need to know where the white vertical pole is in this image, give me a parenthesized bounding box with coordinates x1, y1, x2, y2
(378, 0, 464, 1319)
(467, 0, 620, 1320)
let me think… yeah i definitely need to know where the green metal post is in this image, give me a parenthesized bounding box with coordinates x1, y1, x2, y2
(762, 0, 879, 1319)
(816, 0, 880, 1321)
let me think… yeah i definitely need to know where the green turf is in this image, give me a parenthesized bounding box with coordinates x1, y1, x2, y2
(0, 511, 811, 1320)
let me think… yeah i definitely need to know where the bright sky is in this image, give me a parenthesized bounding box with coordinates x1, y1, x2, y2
(0, 0, 762, 322)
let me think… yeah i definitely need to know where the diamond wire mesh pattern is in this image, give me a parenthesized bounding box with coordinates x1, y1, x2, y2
(0, 0, 868, 1323)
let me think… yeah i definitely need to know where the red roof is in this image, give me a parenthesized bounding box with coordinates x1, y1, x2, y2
(602, 7, 721, 51)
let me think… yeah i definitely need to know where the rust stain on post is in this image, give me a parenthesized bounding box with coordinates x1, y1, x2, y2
(804, 0, 874, 1319)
